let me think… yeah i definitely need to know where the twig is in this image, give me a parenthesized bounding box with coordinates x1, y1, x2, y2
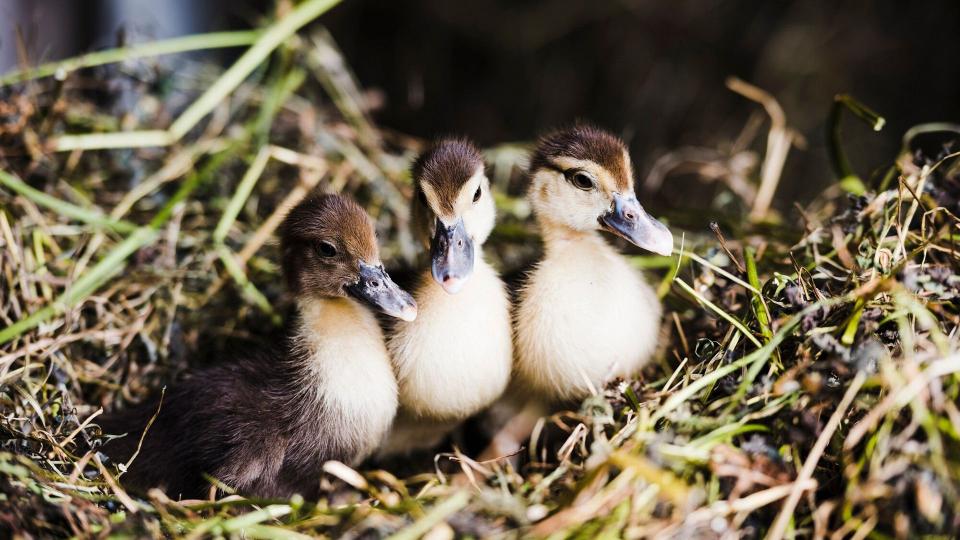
(766, 371, 866, 540)
(726, 77, 796, 222)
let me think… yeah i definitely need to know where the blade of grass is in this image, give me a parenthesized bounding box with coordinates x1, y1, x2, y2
(306, 29, 381, 151)
(766, 371, 866, 540)
(0, 146, 237, 345)
(213, 146, 272, 243)
(387, 491, 470, 540)
(0, 170, 136, 233)
(674, 277, 762, 348)
(0, 31, 260, 87)
(726, 77, 794, 222)
(840, 298, 864, 346)
(652, 293, 851, 423)
(216, 245, 279, 324)
(51, 0, 343, 152)
(215, 504, 292, 533)
(237, 524, 314, 540)
(744, 246, 779, 368)
(828, 94, 885, 195)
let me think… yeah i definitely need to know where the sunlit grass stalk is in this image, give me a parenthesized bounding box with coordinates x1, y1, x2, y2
(688, 250, 760, 294)
(744, 246, 779, 368)
(674, 277, 762, 348)
(51, 0, 342, 152)
(387, 491, 470, 540)
(840, 297, 864, 346)
(216, 245, 278, 324)
(653, 294, 849, 423)
(0, 31, 260, 87)
(0, 170, 136, 233)
(0, 227, 158, 345)
(0, 147, 237, 346)
(214, 146, 272, 243)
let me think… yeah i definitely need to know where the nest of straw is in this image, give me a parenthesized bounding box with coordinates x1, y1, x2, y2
(2, 3, 959, 538)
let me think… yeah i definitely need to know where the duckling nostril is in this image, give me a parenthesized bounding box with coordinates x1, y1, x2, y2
(625, 211, 636, 221)
(456, 239, 463, 248)
(370, 280, 380, 288)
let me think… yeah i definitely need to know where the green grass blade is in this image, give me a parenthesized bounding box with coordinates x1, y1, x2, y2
(51, 0, 342, 152)
(0, 31, 260, 87)
(387, 491, 470, 540)
(0, 170, 136, 233)
(0, 147, 237, 346)
(675, 276, 762, 347)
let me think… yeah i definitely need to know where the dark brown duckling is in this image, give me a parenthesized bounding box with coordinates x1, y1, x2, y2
(99, 193, 416, 499)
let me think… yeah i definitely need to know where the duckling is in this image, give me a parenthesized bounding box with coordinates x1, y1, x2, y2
(514, 125, 673, 402)
(100, 194, 416, 499)
(381, 138, 513, 455)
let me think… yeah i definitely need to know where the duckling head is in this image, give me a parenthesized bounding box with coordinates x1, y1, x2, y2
(280, 193, 417, 321)
(410, 138, 493, 294)
(528, 125, 673, 255)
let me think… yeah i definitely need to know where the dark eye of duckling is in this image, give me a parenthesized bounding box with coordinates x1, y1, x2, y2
(473, 185, 482, 202)
(565, 170, 595, 191)
(317, 241, 338, 258)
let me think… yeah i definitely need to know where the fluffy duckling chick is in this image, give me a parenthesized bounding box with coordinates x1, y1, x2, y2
(515, 125, 673, 402)
(382, 138, 513, 454)
(100, 194, 416, 499)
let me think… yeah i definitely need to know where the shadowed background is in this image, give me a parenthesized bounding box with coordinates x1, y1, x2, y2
(2, 0, 958, 208)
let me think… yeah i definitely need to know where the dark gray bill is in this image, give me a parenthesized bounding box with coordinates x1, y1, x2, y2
(346, 261, 417, 321)
(430, 217, 474, 294)
(599, 192, 674, 256)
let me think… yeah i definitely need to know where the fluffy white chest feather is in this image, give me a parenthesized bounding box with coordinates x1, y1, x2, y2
(515, 235, 661, 401)
(297, 298, 398, 462)
(388, 258, 513, 421)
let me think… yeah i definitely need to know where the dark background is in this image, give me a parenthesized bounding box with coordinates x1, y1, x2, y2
(3, 0, 959, 206)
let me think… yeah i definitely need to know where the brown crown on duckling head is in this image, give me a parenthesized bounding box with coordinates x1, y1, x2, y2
(280, 193, 417, 320)
(529, 124, 632, 193)
(412, 138, 485, 218)
(527, 124, 674, 256)
(409, 138, 492, 294)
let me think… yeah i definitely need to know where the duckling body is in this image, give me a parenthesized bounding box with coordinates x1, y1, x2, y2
(381, 139, 513, 455)
(101, 194, 416, 498)
(290, 297, 399, 461)
(393, 261, 512, 419)
(513, 126, 673, 403)
(515, 230, 660, 401)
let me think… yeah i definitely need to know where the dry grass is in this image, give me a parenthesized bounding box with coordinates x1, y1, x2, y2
(2, 5, 960, 539)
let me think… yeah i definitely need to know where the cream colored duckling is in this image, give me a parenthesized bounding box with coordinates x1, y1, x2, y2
(515, 125, 673, 402)
(382, 138, 513, 455)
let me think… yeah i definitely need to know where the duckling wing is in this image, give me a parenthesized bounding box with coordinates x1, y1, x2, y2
(100, 346, 290, 498)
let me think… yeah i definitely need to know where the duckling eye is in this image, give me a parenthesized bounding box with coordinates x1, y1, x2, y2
(473, 185, 482, 203)
(566, 170, 595, 191)
(317, 241, 338, 258)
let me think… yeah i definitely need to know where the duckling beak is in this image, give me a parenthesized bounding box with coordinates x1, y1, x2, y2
(430, 217, 474, 294)
(347, 261, 418, 321)
(599, 192, 674, 256)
